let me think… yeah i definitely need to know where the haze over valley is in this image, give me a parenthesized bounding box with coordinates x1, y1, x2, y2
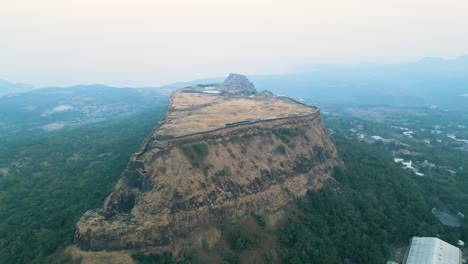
(1, 1, 468, 264)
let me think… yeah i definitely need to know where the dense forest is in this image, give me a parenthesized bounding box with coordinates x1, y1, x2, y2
(277, 137, 442, 263)
(272, 111, 467, 263)
(0, 106, 167, 264)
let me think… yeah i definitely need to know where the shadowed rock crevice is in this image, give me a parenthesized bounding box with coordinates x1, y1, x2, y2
(118, 192, 136, 214)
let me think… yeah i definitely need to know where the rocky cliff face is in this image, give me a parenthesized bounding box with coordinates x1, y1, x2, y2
(75, 74, 341, 253)
(217, 73, 256, 94)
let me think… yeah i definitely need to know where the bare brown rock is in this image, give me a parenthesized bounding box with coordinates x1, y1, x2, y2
(74, 74, 341, 254)
(64, 246, 136, 264)
(217, 73, 256, 94)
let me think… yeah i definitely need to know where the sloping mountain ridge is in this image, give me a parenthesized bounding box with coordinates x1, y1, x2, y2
(0, 79, 34, 97)
(74, 74, 342, 257)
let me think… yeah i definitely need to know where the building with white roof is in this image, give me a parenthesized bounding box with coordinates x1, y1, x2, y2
(402, 160, 413, 168)
(403, 237, 462, 264)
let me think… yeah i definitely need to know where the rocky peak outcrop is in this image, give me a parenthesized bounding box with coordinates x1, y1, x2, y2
(217, 73, 256, 94)
(74, 74, 341, 254)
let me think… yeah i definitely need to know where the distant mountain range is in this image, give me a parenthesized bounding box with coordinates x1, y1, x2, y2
(154, 56, 468, 111)
(249, 55, 468, 110)
(0, 84, 167, 139)
(1, 55, 467, 115)
(0, 79, 35, 97)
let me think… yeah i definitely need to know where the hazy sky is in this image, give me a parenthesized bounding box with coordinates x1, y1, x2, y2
(1, 0, 468, 87)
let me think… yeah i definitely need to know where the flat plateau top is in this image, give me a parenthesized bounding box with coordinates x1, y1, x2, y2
(155, 88, 316, 138)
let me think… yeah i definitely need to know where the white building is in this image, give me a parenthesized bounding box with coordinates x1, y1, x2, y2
(403, 237, 462, 264)
(447, 134, 457, 140)
(402, 160, 413, 168)
(403, 131, 414, 138)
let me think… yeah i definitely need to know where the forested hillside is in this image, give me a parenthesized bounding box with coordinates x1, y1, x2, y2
(275, 112, 468, 263)
(277, 138, 438, 263)
(0, 106, 167, 264)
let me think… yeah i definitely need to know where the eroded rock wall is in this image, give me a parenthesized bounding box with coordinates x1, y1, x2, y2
(75, 111, 341, 252)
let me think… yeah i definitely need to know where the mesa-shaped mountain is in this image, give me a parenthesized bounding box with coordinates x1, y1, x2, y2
(74, 74, 341, 254)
